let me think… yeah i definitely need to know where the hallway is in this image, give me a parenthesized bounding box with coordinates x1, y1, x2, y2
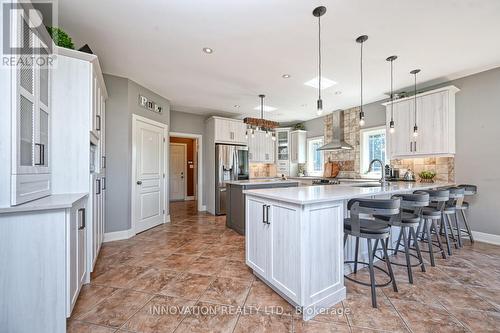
(68, 201, 500, 332)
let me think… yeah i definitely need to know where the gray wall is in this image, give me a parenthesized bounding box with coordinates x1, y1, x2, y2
(104, 74, 170, 233)
(302, 67, 500, 236)
(170, 110, 208, 207)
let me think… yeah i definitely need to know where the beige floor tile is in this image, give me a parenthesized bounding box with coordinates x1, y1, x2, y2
(159, 272, 214, 300)
(244, 280, 296, 315)
(174, 302, 239, 333)
(67, 320, 117, 333)
(293, 319, 351, 332)
(79, 289, 152, 328)
(200, 277, 252, 307)
(91, 265, 148, 289)
(233, 312, 293, 333)
(126, 267, 179, 294)
(72, 284, 118, 318)
(218, 259, 255, 282)
(448, 307, 500, 332)
(121, 295, 194, 333)
(186, 256, 227, 276)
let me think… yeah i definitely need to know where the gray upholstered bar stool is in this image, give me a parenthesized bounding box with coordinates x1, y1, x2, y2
(439, 187, 466, 250)
(456, 184, 477, 243)
(344, 198, 400, 308)
(414, 189, 449, 266)
(373, 193, 429, 284)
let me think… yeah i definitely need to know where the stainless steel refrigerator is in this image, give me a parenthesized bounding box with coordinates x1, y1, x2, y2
(215, 144, 249, 215)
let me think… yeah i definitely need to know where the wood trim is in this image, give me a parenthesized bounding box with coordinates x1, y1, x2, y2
(169, 142, 188, 200)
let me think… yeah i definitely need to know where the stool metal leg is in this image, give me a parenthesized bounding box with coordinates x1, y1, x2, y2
(453, 212, 463, 248)
(367, 239, 377, 308)
(394, 229, 403, 255)
(410, 226, 426, 272)
(425, 219, 436, 266)
(441, 214, 453, 255)
(354, 237, 360, 274)
(402, 227, 413, 284)
(382, 238, 398, 292)
(460, 209, 474, 243)
(432, 220, 447, 259)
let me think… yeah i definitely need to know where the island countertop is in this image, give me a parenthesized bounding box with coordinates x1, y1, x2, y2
(225, 179, 300, 186)
(244, 181, 453, 205)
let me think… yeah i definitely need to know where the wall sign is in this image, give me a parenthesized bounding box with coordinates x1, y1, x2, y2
(139, 95, 163, 113)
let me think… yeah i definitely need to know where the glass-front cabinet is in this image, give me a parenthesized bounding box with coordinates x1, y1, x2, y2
(275, 129, 291, 176)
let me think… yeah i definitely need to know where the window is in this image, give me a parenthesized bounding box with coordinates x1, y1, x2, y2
(307, 136, 324, 176)
(360, 126, 386, 178)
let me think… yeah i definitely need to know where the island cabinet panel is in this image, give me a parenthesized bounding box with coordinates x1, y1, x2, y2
(246, 196, 270, 277)
(246, 194, 346, 321)
(302, 202, 344, 308)
(269, 203, 300, 302)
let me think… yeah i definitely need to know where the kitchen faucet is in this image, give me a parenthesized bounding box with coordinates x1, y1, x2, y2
(368, 159, 387, 186)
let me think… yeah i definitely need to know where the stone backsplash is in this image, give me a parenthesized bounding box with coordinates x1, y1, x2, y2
(249, 163, 277, 178)
(323, 107, 361, 178)
(391, 157, 455, 182)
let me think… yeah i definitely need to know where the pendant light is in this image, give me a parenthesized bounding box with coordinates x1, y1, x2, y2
(259, 94, 265, 129)
(386, 55, 397, 134)
(410, 69, 421, 137)
(313, 6, 326, 116)
(356, 35, 368, 126)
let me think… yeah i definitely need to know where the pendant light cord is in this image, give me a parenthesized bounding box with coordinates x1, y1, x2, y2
(360, 41, 363, 114)
(390, 59, 394, 121)
(260, 96, 264, 119)
(414, 73, 417, 126)
(318, 14, 322, 100)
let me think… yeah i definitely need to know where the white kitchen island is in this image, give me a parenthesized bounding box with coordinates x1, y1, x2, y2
(244, 181, 452, 320)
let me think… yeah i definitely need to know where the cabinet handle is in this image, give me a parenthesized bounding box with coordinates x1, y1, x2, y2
(96, 115, 101, 131)
(78, 208, 86, 230)
(34, 143, 45, 166)
(262, 205, 267, 224)
(102, 177, 106, 190)
(102, 156, 106, 168)
(266, 205, 271, 225)
(96, 179, 101, 195)
(414, 141, 417, 152)
(410, 142, 413, 152)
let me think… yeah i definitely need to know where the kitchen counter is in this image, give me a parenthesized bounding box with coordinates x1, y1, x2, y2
(225, 179, 299, 186)
(0, 193, 88, 214)
(244, 181, 451, 205)
(244, 181, 452, 321)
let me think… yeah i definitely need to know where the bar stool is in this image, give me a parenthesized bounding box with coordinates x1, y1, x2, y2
(456, 184, 477, 243)
(373, 193, 429, 284)
(414, 189, 449, 266)
(344, 198, 400, 308)
(439, 187, 465, 249)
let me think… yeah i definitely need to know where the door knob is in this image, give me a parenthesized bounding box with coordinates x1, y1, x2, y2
(136, 181, 142, 185)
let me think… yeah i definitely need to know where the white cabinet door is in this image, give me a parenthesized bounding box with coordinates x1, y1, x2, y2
(232, 121, 248, 144)
(246, 197, 269, 277)
(77, 207, 87, 288)
(67, 204, 78, 315)
(389, 101, 412, 157)
(415, 91, 448, 155)
(290, 131, 306, 163)
(268, 203, 300, 302)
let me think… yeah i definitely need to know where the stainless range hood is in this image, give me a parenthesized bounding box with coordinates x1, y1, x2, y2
(317, 110, 354, 151)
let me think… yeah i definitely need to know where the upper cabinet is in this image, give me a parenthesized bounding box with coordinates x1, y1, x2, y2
(248, 130, 275, 163)
(384, 86, 459, 159)
(0, 5, 52, 206)
(210, 117, 247, 145)
(290, 130, 307, 164)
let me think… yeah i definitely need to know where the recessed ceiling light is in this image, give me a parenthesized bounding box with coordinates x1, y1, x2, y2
(334, 91, 342, 95)
(304, 76, 337, 90)
(233, 104, 240, 108)
(301, 104, 307, 107)
(202, 47, 214, 54)
(253, 105, 277, 112)
(282, 74, 291, 78)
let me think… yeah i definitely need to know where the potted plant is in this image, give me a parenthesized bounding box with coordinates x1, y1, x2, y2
(419, 170, 436, 183)
(46, 27, 75, 49)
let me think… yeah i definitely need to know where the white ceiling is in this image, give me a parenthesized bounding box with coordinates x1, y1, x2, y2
(58, 0, 500, 122)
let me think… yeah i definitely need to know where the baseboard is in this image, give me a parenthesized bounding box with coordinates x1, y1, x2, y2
(199, 205, 207, 212)
(185, 196, 195, 201)
(103, 228, 135, 242)
(472, 231, 500, 245)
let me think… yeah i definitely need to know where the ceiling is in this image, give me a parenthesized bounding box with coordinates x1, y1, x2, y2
(57, 0, 500, 122)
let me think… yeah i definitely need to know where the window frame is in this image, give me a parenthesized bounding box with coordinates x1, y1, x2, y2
(306, 136, 325, 177)
(360, 126, 387, 179)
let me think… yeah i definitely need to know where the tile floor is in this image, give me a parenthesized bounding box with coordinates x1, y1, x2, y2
(68, 201, 500, 332)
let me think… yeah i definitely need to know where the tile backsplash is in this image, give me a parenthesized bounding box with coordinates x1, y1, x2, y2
(323, 107, 361, 178)
(249, 163, 277, 178)
(391, 157, 455, 182)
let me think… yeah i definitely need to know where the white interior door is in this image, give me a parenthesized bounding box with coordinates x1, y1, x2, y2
(134, 117, 165, 234)
(169, 143, 186, 201)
